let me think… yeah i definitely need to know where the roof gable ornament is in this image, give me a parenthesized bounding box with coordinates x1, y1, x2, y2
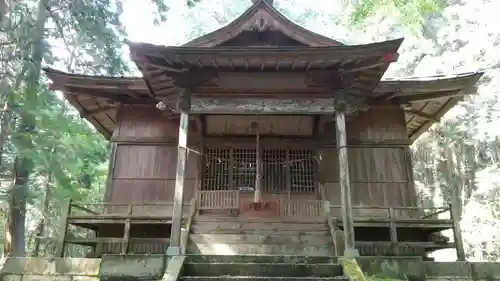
(251, 0, 273, 5)
(252, 16, 270, 32)
(184, 0, 343, 47)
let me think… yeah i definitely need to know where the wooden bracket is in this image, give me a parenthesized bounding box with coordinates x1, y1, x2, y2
(176, 88, 192, 112)
(170, 68, 218, 89)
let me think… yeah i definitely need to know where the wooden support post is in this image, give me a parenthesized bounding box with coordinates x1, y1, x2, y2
(444, 146, 466, 261)
(388, 208, 399, 256)
(335, 98, 358, 257)
(286, 150, 292, 200)
(121, 204, 132, 255)
(450, 203, 466, 261)
(104, 142, 117, 202)
(55, 198, 72, 258)
(167, 89, 191, 256)
(229, 148, 234, 190)
(254, 133, 262, 204)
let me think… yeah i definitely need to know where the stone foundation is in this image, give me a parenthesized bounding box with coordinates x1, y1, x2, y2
(0, 255, 167, 281)
(356, 257, 500, 281)
(1, 255, 500, 281)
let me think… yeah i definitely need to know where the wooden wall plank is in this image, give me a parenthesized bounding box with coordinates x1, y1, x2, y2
(318, 106, 419, 218)
(205, 115, 314, 136)
(107, 105, 199, 205)
(110, 179, 197, 203)
(113, 145, 198, 179)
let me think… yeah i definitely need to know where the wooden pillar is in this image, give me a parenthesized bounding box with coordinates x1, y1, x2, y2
(335, 100, 358, 257)
(254, 133, 262, 203)
(450, 202, 466, 261)
(103, 142, 117, 202)
(388, 208, 399, 256)
(167, 89, 191, 256)
(55, 198, 72, 258)
(444, 146, 466, 261)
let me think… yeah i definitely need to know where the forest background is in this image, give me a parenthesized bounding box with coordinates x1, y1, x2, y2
(0, 0, 498, 261)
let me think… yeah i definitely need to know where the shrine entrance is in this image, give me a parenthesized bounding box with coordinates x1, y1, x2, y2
(198, 145, 323, 217)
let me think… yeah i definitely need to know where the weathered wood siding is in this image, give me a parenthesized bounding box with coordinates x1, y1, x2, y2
(106, 105, 200, 204)
(318, 107, 418, 218)
(205, 115, 314, 136)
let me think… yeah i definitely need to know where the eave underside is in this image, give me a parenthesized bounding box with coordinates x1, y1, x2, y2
(126, 40, 403, 110)
(43, 68, 482, 142)
(182, 0, 344, 47)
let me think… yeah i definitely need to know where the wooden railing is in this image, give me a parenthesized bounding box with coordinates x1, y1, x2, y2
(180, 197, 197, 255)
(69, 201, 191, 218)
(198, 190, 240, 210)
(57, 199, 195, 257)
(327, 204, 464, 258)
(279, 199, 325, 217)
(329, 205, 451, 219)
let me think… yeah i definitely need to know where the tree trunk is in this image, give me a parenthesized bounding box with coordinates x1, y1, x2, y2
(32, 172, 51, 257)
(7, 0, 47, 257)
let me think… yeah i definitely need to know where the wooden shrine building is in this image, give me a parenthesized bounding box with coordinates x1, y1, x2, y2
(44, 0, 482, 260)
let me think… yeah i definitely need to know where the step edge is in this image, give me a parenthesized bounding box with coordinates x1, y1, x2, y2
(179, 275, 349, 280)
(184, 262, 341, 265)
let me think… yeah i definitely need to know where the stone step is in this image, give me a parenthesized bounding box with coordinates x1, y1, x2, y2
(191, 222, 328, 233)
(182, 262, 343, 277)
(186, 243, 335, 256)
(189, 234, 334, 245)
(194, 216, 327, 223)
(184, 255, 337, 264)
(191, 228, 330, 235)
(180, 277, 348, 281)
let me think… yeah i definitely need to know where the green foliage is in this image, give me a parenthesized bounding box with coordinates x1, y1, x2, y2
(13, 87, 107, 198)
(348, 0, 445, 31)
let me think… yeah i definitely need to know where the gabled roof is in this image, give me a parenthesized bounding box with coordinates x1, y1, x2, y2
(43, 68, 482, 142)
(183, 0, 344, 47)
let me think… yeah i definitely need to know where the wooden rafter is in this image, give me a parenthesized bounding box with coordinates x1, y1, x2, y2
(404, 109, 439, 122)
(81, 106, 118, 118)
(397, 90, 469, 103)
(43, 67, 482, 143)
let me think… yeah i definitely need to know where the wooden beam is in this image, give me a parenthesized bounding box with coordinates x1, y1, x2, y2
(444, 146, 466, 261)
(409, 97, 461, 142)
(189, 97, 336, 114)
(55, 198, 72, 258)
(335, 95, 358, 257)
(121, 205, 132, 254)
(388, 208, 399, 256)
(404, 109, 439, 122)
(103, 142, 117, 202)
(397, 90, 466, 103)
(254, 132, 262, 203)
(81, 106, 117, 118)
(167, 88, 191, 256)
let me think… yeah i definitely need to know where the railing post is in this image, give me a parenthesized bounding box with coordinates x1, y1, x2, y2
(323, 200, 331, 217)
(388, 208, 399, 256)
(121, 204, 132, 255)
(55, 198, 72, 258)
(449, 203, 466, 261)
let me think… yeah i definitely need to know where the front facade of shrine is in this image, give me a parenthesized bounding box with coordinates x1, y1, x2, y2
(3, 2, 496, 281)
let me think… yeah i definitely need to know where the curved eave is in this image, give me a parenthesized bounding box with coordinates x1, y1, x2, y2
(44, 67, 153, 139)
(183, 0, 344, 47)
(44, 68, 483, 142)
(129, 39, 403, 62)
(377, 72, 483, 143)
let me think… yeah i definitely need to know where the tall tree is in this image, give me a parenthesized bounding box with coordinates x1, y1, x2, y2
(1, 0, 188, 258)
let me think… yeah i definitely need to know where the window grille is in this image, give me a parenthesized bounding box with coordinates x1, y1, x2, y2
(202, 147, 316, 193)
(203, 148, 230, 190)
(233, 148, 257, 191)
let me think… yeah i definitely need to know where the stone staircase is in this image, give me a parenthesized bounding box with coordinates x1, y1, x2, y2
(179, 255, 347, 281)
(187, 216, 335, 256)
